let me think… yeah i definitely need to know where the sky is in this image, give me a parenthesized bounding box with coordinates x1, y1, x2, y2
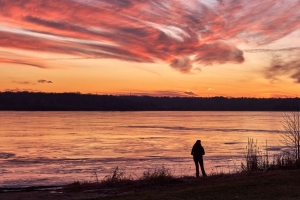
(1, 0, 300, 97)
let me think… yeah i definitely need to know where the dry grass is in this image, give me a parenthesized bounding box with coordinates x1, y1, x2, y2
(64, 165, 179, 191)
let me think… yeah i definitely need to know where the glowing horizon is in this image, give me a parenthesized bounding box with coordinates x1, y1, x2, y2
(1, 0, 300, 98)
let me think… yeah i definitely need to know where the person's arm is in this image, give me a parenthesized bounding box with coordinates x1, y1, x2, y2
(191, 146, 194, 155)
(202, 147, 205, 155)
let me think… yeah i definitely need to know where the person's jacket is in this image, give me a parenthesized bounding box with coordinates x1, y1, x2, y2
(191, 144, 205, 159)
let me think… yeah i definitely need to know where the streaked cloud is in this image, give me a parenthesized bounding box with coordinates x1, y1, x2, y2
(4, 88, 39, 92)
(0, 0, 300, 75)
(12, 81, 35, 85)
(244, 47, 300, 53)
(265, 58, 300, 84)
(128, 90, 197, 97)
(0, 57, 47, 68)
(12, 79, 53, 85)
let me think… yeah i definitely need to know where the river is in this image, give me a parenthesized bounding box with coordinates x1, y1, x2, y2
(0, 111, 285, 187)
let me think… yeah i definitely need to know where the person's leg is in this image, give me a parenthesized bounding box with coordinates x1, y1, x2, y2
(199, 158, 207, 176)
(194, 159, 199, 177)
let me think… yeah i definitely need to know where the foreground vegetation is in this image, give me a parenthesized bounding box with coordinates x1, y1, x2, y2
(62, 136, 300, 200)
(63, 169, 300, 200)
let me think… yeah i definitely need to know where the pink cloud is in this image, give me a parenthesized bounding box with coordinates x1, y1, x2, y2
(0, 0, 300, 74)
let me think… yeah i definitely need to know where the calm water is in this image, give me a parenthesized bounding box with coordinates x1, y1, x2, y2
(0, 111, 284, 187)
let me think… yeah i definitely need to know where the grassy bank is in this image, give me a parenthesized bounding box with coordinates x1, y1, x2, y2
(62, 169, 300, 200)
(1, 170, 300, 200)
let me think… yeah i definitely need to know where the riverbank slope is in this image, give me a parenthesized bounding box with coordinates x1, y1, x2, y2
(1, 170, 300, 200)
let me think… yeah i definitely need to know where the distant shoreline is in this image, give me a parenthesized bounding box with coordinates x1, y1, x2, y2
(0, 91, 299, 111)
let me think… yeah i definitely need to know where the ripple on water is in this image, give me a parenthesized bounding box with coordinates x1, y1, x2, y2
(0, 152, 15, 159)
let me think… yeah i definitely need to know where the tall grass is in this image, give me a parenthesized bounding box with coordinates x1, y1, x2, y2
(241, 138, 264, 171)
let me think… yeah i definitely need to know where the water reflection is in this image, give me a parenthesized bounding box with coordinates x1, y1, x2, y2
(0, 111, 283, 187)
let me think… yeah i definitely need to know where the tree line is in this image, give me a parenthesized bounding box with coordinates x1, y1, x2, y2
(0, 91, 299, 111)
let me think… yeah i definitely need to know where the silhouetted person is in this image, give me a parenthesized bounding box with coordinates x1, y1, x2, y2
(191, 140, 207, 177)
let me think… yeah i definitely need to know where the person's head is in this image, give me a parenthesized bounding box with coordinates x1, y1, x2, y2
(196, 140, 201, 145)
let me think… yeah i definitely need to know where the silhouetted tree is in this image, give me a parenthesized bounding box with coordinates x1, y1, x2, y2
(0, 92, 300, 111)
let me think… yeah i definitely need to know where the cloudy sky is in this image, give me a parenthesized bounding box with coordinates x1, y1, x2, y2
(1, 0, 300, 97)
